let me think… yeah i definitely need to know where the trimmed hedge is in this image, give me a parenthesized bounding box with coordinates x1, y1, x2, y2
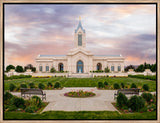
(54, 82, 61, 88)
(20, 84, 27, 88)
(141, 92, 153, 103)
(121, 83, 125, 88)
(5, 75, 32, 80)
(98, 82, 104, 88)
(143, 84, 149, 91)
(38, 83, 45, 89)
(130, 83, 137, 88)
(9, 84, 16, 91)
(104, 81, 108, 86)
(113, 83, 120, 89)
(128, 75, 156, 81)
(116, 92, 128, 108)
(128, 95, 145, 112)
(29, 83, 35, 88)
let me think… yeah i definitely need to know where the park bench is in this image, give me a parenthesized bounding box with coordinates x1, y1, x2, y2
(20, 88, 46, 100)
(114, 88, 140, 99)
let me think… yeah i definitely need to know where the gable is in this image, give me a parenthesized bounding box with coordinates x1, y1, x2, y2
(67, 48, 93, 56)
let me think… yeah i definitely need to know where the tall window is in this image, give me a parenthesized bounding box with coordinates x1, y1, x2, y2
(39, 66, 42, 72)
(78, 34, 82, 46)
(77, 60, 83, 73)
(46, 66, 49, 72)
(118, 66, 121, 71)
(97, 63, 102, 70)
(58, 63, 64, 72)
(111, 66, 114, 71)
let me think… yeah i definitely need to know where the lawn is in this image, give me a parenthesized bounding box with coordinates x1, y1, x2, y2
(4, 77, 156, 92)
(4, 111, 156, 119)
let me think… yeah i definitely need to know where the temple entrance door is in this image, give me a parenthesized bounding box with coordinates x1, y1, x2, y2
(77, 60, 83, 73)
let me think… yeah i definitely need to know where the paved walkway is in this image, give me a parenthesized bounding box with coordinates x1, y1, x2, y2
(11, 88, 156, 112)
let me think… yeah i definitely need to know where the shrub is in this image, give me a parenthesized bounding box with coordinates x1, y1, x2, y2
(15, 65, 24, 72)
(128, 95, 145, 112)
(9, 83, 16, 91)
(104, 81, 108, 86)
(29, 83, 35, 88)
(50, 67, 56, 73)
(142, 84, 149, 91)
(25, 106, 38, 113)
(20, 84, 27, 88)
(130, 83, 137, 88)
(11, 97, 25, 109)
(113, 83, 120, 89)
(38, 83, 45, 89)
(121, 83, 125, 88)
(4, 92, 13, 104)
(141, 92, 153, 103)
(54, 82, 61, 88)
(98, 82, 104, 88)
(116, 92, 128, 108)
(104, 67, 110, 73)
(47, 82, 53, 87)
(31, 96, 42, 107)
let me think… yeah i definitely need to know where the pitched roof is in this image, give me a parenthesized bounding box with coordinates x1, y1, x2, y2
(75, 19, 85, 33)
(39, 55, 66, 57)
(95, 54, 122, 57)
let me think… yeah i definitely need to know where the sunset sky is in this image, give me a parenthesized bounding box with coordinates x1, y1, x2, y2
(4, 4, 156, 68)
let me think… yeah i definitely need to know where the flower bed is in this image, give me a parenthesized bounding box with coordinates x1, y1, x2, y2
(64, 90, 96, 98)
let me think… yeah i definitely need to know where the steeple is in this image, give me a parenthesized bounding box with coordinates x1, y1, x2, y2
(75, 16, 85, 33)
(74, 17, 86, 48)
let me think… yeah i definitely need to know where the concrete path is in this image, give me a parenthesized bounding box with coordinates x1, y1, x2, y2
(11, 88, 156, 112)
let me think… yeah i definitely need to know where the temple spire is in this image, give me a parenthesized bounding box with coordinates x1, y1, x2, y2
(75, 16, 85, 33)
(79, 16, 81, 21)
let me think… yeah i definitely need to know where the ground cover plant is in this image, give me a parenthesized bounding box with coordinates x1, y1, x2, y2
(4, 77, 156, 92)
(64, 90, 96, 98)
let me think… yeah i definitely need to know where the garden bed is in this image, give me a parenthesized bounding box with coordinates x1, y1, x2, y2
(64, 90, 96, 98)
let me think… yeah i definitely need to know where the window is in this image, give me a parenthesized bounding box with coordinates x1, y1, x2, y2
(97, 63, 102, 70)
(58, 63, 64, 72)
(78, 34, 82, 46)
(39, 66, 42, 72)
(46, 66, 49, 72)
(111, 66, 114, 71)
(118, 66, 121, 71)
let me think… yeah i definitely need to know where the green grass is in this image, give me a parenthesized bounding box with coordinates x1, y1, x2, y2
(4, 77, 156, 92)
(4, 111, 156, 119)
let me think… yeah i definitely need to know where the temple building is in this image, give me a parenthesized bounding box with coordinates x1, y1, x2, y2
(35, 18, 125, 74)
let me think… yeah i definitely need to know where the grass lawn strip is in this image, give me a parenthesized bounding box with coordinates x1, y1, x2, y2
(4, 77, 156, 92)
(4, 111, 156, 119)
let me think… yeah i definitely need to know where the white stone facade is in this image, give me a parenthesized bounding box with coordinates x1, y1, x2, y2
(35, 19, 125, 74)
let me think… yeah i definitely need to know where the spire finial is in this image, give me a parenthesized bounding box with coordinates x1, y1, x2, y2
(79, 16, 81, 21)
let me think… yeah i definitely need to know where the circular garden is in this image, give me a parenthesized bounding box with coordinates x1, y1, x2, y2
(64, 90, 96, 98)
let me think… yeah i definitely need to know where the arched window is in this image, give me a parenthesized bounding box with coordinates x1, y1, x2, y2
(78, 33, 82, 46)
(77, 60, 83, 73)
(111, 66, 114, 71)
(58, 63, 64, 72)
(46, 66, 49, 72)
(97, 63, 102, 70)
(39, 66, 42, 72)
(118, 66, 121, 71)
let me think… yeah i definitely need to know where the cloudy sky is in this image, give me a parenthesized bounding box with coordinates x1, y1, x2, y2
(4, 4, 156, 68)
